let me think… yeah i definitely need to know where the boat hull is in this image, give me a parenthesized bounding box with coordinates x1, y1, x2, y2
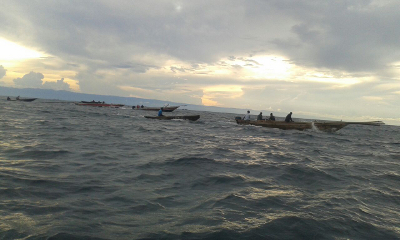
(236, 119, 314, 131)
(17, 98, 37, 102)
(75, 103, 124, 108)
(134, 106, 179, 112)
(145, 115, 200, 121)
(235, 120, 382, 132)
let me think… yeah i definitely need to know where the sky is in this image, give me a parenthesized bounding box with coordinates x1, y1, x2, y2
(1, 0, 400, 124)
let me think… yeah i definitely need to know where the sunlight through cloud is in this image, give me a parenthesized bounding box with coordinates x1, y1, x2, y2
(0, 38, 43, 61)
(202, 85, 243, 106)
(228, 55, 292, 80)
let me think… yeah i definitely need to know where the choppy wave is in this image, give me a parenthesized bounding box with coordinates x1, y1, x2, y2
(0, 100, 399, 239)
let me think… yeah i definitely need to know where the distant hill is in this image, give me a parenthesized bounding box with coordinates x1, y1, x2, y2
(0, 86, 176, 106)
(0, 86, 253, 115)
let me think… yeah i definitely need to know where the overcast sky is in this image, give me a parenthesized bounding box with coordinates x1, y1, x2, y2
(1, 0, 399, 124)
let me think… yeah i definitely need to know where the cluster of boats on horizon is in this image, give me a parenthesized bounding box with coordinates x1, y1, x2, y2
(6, 97, 385, 132)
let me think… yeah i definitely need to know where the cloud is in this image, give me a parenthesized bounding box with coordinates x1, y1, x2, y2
(0, 65, 5, 79)
(42, 78, 71, 91)
(118, 86, 156, 96)
(12, 72, 72, 91)
(361, 96, 383, 101)
(3, 1, 400, 76)
(13, 71, 44, 88)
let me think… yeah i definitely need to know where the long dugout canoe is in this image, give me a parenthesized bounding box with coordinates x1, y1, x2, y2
(75, 103, 124, 108)
(145, 115, 200, 121)
(236, 119, 384, 132)
(14, 98, 37, 102)
(133, 106, 180, 112)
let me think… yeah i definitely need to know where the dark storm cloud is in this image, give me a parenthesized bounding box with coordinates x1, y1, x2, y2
(268, 0, 400, 72)
(0, 1, 285, 66)
(2, 0, 399, 74)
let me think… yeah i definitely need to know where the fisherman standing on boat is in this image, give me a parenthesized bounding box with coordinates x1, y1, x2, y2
(158, 107, 164, 117)
(7, 97, 10, 101)
(257, 112, 263, 120)
(269, 113, 275, 121)
(243, 110, 251, 121)
(285, 112, 293, 122)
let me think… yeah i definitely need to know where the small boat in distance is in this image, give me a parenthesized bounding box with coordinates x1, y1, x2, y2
(145, 115, 200, 121)
(11, 96, 37, 102)
(235, 119, 384, 132)
(17, 98, 37, 102)
(75, 101, 124, 108)
(133, 106, 180, 112)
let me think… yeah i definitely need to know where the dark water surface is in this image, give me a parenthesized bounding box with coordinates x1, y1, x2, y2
(1, 100, 399, 240)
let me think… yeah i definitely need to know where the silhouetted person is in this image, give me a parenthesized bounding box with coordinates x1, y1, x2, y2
(285, 112, 293, 122)
(269, 113, 275, 121)
(7, 97, 10, 101)
(243, 110, 251, 120)
(257, 112, 263, 120)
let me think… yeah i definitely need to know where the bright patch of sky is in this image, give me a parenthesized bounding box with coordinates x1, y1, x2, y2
(0, 38, 42, 62)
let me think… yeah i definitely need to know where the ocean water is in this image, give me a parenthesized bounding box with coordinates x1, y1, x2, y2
(0, 100, 399, 240)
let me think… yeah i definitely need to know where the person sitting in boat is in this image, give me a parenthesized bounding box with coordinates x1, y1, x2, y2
(7, 97, 11, 101)
(285, 112, 294, 122)
(269, 113, 275, 121)
(16, 96, 20, 100)
(158, 107, 164, 117)
(257, 112, 263, 120)
(243, 110, 251, 121)
(141, 105, 144, 108)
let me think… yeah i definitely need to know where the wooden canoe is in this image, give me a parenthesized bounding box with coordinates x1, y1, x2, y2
(16, 98, 37, 102)
(75, 102, 124, 108)
(133, 106, 180, 112)
(235, 119, 384, 132)
(145, 115, 200, 121)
